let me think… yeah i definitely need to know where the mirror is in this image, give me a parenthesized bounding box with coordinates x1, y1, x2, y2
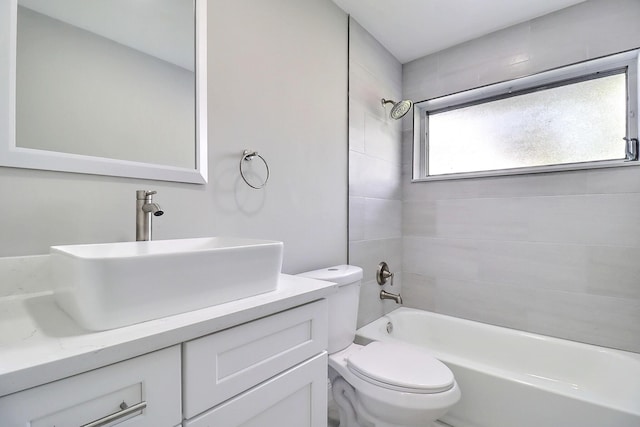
(0, 0, 207, 183)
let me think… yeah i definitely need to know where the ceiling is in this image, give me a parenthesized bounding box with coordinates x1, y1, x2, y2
(331, 0, 587, 64)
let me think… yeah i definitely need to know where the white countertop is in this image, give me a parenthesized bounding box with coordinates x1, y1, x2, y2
(0, 255, 337, 397)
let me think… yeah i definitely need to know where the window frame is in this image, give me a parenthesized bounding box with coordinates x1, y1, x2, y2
(412, 49, 640, 182)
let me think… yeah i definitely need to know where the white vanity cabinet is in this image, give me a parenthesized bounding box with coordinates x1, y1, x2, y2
(182, 299, 328, 426)
(0, 346, 182, 427)
(0, 299, 329, 427)
(0, 255, 336, 427)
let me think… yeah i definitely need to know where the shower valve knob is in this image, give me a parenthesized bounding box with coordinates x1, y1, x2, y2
(377, 261, 394, 286)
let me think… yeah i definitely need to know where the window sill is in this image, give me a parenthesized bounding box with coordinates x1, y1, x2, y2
(411, 158, 640, 182)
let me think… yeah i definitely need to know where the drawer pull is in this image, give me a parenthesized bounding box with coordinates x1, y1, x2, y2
(80, 401, 147, 427)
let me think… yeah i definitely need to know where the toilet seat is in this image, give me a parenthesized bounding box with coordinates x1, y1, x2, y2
(346, 341, 454, 394)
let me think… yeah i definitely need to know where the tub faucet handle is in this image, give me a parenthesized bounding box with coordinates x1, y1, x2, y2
(377, 261, 394, 286)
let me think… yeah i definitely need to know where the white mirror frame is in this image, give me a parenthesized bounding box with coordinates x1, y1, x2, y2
(0, 0, 207, 184)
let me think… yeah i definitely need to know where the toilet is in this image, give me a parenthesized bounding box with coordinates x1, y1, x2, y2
(298, 265, 460, 427)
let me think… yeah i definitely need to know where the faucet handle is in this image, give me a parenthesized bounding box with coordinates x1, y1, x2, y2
(136, 190, 157, 200)
(377, 262, 394, 286)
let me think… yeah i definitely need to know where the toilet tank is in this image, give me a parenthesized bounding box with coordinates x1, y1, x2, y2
(298, 265, 363, 353)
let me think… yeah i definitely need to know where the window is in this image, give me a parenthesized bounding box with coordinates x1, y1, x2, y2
(412, 50, 639, 181)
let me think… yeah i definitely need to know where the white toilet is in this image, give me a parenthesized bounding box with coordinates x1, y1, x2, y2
(299, 265, 460, 427)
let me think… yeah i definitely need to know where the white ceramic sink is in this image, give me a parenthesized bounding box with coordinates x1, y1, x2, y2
(50, 237, 283, 331)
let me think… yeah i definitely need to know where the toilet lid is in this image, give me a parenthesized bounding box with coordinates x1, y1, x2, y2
(346, 341, 454, 393)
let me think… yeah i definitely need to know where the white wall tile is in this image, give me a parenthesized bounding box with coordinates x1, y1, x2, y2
(526, 194, 640, 247)
(404, 236, 479, 283)
(364, 113, 402, 164)
(349, 103, 366, 153)
(349, 19, 402, 92)
(585, 246, 640, 300)
(425, 275, 531, 332)
(476, 240, 589, 294)
(402, 54, 439, 103)
(349, 150, 402, 200)
(402, 174, 480, 202)
(404, 170, 591, 202)
(348, 17, 403, 331)
(364, 198, 402, 240)
(401, 272, 437, 312)
(584, 166, 640, 194)
(405, 194, 640, 247)
(401, 129, 413, 167)
(402, 200, 437, 237)
(350, 62, 395, 121)
(349, 196, 365, 242)
(404, 270, 640, 352)
(526, 289, 640, 352)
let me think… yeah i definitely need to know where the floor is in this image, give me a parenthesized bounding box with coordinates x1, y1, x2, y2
(327, 398, 340, 427)
(328, 399, 455, 427)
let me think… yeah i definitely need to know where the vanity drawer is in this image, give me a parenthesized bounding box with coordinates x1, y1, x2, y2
(183, 299, 328, 418)
(184, 352, 327, 427)
(0, 346, 181, 427)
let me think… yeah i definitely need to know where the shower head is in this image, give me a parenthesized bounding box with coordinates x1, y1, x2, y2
(381, 98, 413, 120)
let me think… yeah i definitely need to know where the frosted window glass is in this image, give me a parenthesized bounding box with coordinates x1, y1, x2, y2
(427, 73, 627, 176)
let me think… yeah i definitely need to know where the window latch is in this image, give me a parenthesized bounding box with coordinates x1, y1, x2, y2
(624, 137, 639, 161)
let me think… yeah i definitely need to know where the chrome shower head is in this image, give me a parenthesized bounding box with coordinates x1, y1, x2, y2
(381, 98, 413, 120)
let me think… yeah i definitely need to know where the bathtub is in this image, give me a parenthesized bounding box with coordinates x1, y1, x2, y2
(356, 308, 640, 427)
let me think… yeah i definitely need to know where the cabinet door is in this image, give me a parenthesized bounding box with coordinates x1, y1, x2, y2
(0, 346, 181, 427)
(185, 353, 328, 427)
(183, 299, 328, 418)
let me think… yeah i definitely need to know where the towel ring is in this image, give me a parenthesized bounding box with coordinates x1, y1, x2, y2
(239, 150, 270, 189)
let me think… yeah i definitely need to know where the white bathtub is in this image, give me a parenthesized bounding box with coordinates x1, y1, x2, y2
(356, 307, 640, 427)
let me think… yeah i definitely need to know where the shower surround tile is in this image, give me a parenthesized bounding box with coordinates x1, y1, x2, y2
(348, 18, 403, 327)
(400, 0, 640, 353)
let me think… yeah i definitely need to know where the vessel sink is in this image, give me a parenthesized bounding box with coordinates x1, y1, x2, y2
(50, 237, 283, 331)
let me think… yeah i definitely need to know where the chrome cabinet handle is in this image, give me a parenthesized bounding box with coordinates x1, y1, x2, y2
(80, 401, 147, 427)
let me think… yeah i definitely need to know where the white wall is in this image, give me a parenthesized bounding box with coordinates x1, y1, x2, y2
(0, 0, 348, 274)
(402, 0, 640, 352)
(348, 19, 404, 327)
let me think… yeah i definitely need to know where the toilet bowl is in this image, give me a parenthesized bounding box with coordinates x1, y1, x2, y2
(298, 265, 460, 427)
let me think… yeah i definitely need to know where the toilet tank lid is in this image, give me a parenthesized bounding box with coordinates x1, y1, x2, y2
(297, 265, 363, 285)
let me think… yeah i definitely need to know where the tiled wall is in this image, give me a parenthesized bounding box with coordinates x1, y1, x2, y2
(401, 0, 640, 352)
(348, 19, 404, 327)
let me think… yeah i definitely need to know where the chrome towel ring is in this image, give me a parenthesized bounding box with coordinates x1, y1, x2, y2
(239, 149, 270, 189)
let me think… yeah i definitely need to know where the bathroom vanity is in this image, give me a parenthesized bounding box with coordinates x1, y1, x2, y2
(0, 255, 336, 426)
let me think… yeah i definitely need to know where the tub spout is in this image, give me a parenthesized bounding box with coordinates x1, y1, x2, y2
(380, 289, 403, 304)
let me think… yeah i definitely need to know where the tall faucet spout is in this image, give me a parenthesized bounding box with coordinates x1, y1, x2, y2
(136, 190, 163, 241)
(142, 202, 164, 216)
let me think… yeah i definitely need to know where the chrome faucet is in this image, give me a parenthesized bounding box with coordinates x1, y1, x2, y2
(136, 190, 164, 241)
(380, 289, 403, 304)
